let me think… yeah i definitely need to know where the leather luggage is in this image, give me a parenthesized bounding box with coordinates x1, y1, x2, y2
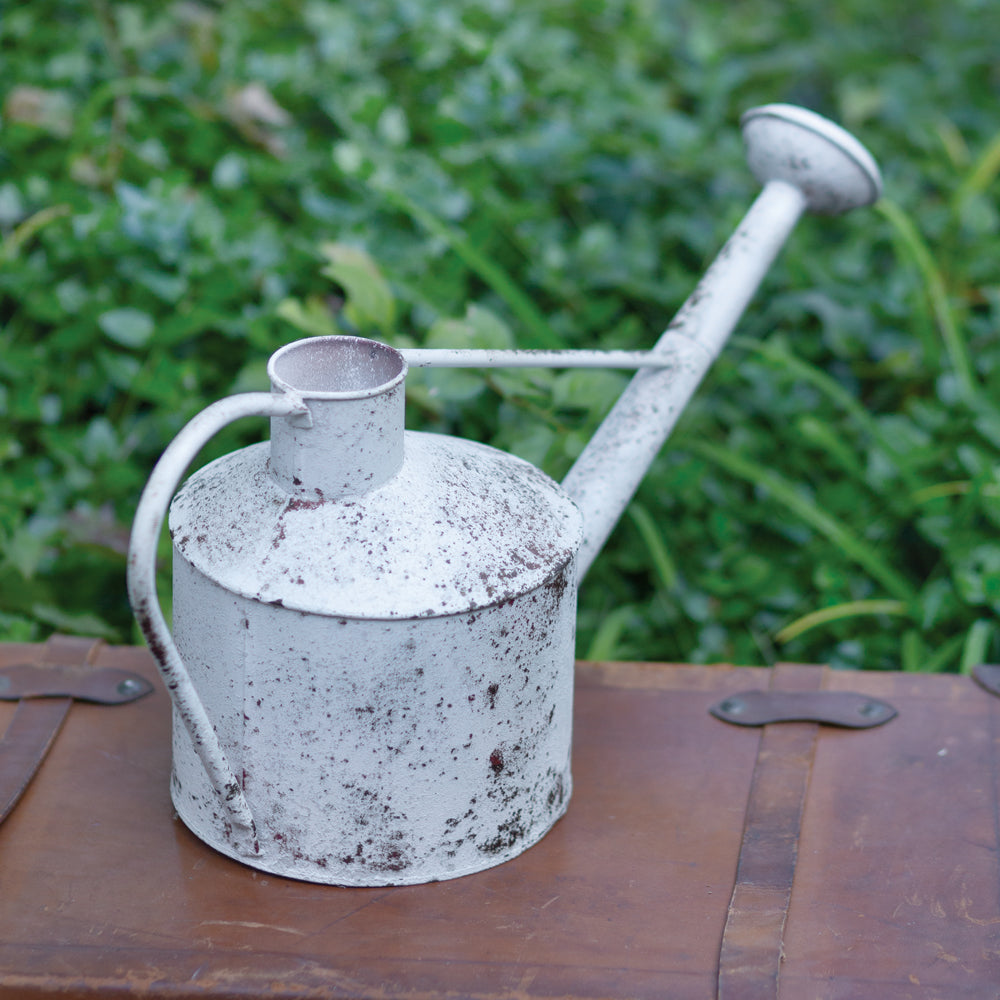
(0, 637, 997, 999)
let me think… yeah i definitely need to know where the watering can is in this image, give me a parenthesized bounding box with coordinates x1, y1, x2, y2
(127, 105, 882, 885)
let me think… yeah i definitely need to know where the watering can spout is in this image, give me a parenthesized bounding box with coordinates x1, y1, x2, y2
(562, 103, 883, 578)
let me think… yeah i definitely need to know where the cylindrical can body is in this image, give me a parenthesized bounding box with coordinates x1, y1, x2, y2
(166, 416, 583, 885)
(171, 554, 577, 885)
(137, 336, 584, 885)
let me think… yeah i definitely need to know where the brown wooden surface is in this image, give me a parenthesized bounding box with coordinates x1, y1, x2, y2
(0, 642, 997, 999)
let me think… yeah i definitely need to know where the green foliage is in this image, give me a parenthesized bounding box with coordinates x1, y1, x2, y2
(2, 0, 999, 671)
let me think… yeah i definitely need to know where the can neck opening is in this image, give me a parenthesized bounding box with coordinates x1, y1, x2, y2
(268, 336, 407, 398)
(267, 337, 407, 500)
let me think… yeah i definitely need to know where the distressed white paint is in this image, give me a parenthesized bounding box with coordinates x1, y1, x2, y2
(131, 336, 581, 884)
(170, 557, 576, 885)
(171, 433, 581, 620)
(127, 105, 882, 885)
(740, 104, 883, 215)
(401, 349, 671, 369)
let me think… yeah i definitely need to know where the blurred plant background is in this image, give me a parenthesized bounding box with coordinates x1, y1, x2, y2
(1, 0, 999, 671)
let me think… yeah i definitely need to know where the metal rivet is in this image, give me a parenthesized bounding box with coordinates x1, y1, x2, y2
(857, 701, 884, 718)
(719, 697, 745, 715)
(116, 678, 143, 696)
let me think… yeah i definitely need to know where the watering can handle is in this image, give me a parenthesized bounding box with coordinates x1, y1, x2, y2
(126, 391, 310, 849)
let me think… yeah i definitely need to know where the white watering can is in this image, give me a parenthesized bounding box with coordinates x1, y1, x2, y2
(127, 105, 882, 885)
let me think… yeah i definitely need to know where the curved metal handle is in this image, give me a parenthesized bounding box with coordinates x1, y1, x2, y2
(126, 391, 309, 849)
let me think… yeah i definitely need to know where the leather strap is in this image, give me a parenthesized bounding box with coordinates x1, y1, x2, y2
(717, 664, 822, 1000)
(0, 636, 105, 825)
(0, 662, 152, 703)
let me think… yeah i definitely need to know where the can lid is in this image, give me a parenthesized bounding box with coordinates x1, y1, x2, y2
(169, 432, 583, 619)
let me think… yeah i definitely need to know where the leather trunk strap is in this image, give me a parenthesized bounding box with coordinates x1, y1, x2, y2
(717, 664, 823, 1000)
(0, 635, 105, 825)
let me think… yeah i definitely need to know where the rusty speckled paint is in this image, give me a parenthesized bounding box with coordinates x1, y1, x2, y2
(155, 335, 584, 885)
(127, 105, 883, 885)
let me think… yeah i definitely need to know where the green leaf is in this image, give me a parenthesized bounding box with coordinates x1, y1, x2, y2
(1, 526, 47, 579)
(97, 308, 155, 348)
(30, 603, 119, 640)
(276, 297, 338, 338)
(690, 441, 917, 606)
(319, 242, 396, 336)
(959, 618, 994, 674)
(420, 304, 515, 402)
(371, 183, 560, 348)
(953, 544, 1000, 609)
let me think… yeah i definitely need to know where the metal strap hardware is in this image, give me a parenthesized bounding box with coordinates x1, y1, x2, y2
(710, 689, 897, 728)
(973, 663, 1000, 698)
(0, 635, 151, 827)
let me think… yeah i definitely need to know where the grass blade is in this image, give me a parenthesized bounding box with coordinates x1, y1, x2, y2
(908, 634, 965, 673)
(775, 599, 909, 644)
(731, 334, 922, 494)
(959, 618, 994, 675)
(689, 440, 917, 605)
(0, 204, 71, 262)
(911, 480, 1000, 504)
(953, 126, 1000, 210)
(627, 502, 679, 592)
(584, 605, 636, 661)
(875, 198, 978, 406)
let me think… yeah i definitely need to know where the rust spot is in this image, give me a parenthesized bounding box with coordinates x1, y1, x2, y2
(373, 847, 408, 872)
(547, 773, 565, 808)
(487, 683, 499, 709)
(285, 497, 322, 512)
(489, 749, 505, 776)
(545, 565, 570, 600)
(479, 812, 526, 855)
